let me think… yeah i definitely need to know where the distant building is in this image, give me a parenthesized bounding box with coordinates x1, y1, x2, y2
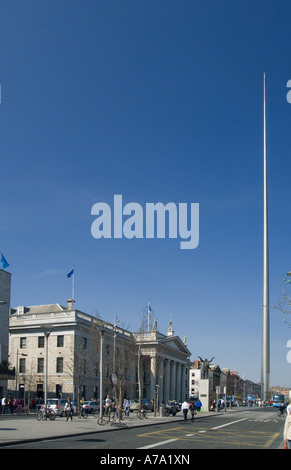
(189, 360, 261, 404)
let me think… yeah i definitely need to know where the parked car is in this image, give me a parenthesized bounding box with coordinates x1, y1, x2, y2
(46, 398, 78, 416)
(141, 399, 154, 411)
(81, 401, 99, 414)
(129, 399, 140, 411)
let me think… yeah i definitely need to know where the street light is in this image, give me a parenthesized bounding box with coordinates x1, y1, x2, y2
(98, 324, 106, 421)
(43, 326, 54, 406)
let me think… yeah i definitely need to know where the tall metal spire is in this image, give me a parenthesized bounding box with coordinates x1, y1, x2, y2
(261, 73, 270, 401)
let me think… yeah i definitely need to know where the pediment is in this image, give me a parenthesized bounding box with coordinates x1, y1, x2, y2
(160, 335, 191, 356)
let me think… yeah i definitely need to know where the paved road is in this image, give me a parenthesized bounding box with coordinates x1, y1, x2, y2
(0, 407, 285, 450)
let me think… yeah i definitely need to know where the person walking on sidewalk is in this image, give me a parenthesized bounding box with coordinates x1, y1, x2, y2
(284, 411, 291, 448)
(189, 401, 196, 422)
(64, 397, 74, 422)
(182, 400, 189, 421)
(195, 399, 202, 412)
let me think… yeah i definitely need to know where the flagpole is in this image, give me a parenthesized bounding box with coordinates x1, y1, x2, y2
(262, 73, 270, 402)
(72, 265, 75, 302)
(148, 302, 150, 332)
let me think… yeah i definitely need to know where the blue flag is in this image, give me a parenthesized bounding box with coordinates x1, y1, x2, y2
(1, 253, 10, 269)
(67, 268, 74, 278)
(1, 253, 9, 270)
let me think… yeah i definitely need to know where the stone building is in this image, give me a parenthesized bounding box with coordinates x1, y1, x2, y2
(134, 319, 191, 403)
(189, 361, 262, 405)
(8, 300, 191, 404)
(0, 268, 14, 397)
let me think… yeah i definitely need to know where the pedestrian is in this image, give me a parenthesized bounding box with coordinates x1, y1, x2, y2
(13, 397, 18, 413)
(105, 395, 111, 415)
(189, 401, 196, 422)
(279, 403, 284, 416)
(1, 397, 6, 414)
(287, 402, 291, 415)
(123, 397, 131, 417)
(195, 399, 202, 412)
(284, 411, 291, 449)
(7, 398, 13, 414)
(181, 400, 189, 421)
(64, 397, 74, 421)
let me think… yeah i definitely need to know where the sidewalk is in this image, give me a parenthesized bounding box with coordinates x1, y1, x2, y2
(0, 408, 241, 447)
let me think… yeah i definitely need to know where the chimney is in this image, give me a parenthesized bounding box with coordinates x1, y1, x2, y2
(67, 299, 75, 310)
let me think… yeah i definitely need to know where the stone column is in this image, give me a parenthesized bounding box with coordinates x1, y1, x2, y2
(150, 356, 156, 401)
(164, 359, 170, 402)
(180, 364, 185, 401)
(176, 362, 181, 402)
(170, 361, 176, 400)
(157, 358, 164, 404)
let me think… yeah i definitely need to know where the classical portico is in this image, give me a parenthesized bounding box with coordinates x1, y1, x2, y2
(134, 320, 191, 403)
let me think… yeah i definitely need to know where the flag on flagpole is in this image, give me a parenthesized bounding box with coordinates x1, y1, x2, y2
(148, 303, 152, 320)
(67, 268, 74, 278)
(1, 253, 9, 270)
(67, 266, 75, 301)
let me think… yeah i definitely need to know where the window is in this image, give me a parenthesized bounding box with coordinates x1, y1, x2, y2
(56, 384, 62, 398)
(19, 358, 26, 373)
(37, 358, 44, 373)
(38, 337, 44, 348)
(106, 345, 110, 355)
(56, 357, 63, 373)
(82, 337, 87, 349)
(57, 335, 64, 347)
(20, 337, 26, 349)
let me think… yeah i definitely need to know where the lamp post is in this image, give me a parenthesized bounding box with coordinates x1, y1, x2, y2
(43, 326, 54, 406)
(113, 315, 119, 399)
(98, 324, 106, 421)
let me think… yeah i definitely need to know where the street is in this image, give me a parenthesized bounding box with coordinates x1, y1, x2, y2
(0, 407, 285, 450)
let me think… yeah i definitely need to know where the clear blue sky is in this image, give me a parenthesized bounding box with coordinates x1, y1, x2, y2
(1, 0, 291, 386)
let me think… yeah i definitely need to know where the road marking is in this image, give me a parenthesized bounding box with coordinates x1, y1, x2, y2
(138, 438, 178, 449)
(137, 416, 276, 449)
(212, 418, 248, 430)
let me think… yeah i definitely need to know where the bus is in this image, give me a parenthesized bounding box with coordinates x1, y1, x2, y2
(272, 394, 285, 408)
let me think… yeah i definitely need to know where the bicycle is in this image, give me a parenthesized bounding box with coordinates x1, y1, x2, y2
(97, 409, 125, 425)
(36, 405, 56, 421)
(15, 404, 29, 415)
(137, 408, 148, 420)
(77, 408, 88, 419)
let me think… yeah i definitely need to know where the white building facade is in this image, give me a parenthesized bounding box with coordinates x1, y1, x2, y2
(8, 300, 191, 404)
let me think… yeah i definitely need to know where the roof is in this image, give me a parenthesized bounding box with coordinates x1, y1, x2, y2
(10, 304, 67, 315)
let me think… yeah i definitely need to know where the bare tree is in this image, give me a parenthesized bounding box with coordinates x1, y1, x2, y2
(274, 275, 291, 327)
(65, 321, 99, 407)
(113, 334, 136, 421)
